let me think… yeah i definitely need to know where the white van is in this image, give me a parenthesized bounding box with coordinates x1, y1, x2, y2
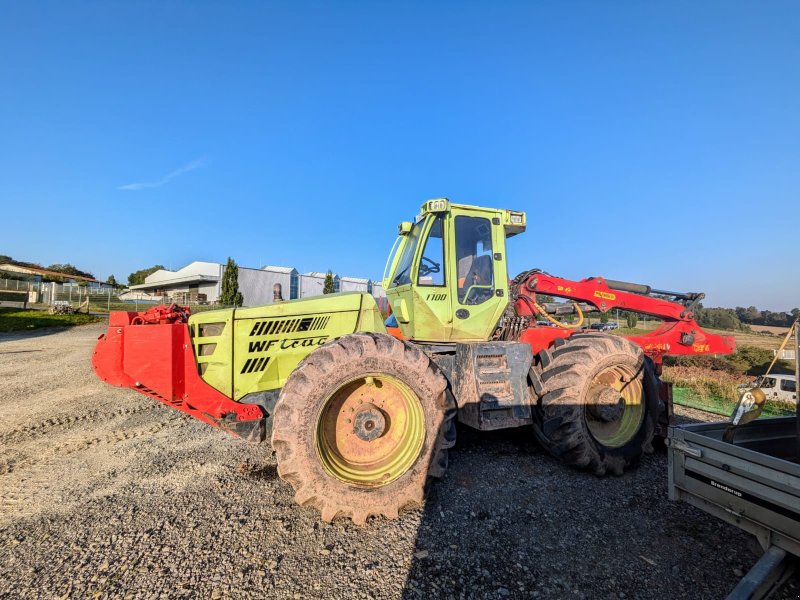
(758, 374, 797, 404)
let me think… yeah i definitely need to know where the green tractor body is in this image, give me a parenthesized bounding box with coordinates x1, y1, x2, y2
(189, 292, 386, 401)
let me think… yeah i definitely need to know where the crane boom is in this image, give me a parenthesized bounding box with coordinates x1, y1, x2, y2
(512, 270, 735, 366)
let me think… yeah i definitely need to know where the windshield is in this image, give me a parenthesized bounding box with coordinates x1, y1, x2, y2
(389, 220, 425, 287)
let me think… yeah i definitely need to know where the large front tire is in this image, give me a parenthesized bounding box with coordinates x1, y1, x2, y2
(271, 333, 456, 525)
(532, 333, 660, 475)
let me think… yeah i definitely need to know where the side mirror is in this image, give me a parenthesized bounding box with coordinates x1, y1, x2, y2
(398, 222, 412, 235)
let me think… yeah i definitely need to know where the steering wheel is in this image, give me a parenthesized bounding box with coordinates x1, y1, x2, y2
(418, 256, 441, 277)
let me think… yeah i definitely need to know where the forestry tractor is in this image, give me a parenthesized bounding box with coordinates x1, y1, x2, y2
(93, 199, 735, 524)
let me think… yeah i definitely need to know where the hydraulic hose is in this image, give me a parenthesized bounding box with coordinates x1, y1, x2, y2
(533, 299, 585, 329)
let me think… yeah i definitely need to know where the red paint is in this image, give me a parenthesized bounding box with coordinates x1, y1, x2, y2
(92, 307, 262, 437)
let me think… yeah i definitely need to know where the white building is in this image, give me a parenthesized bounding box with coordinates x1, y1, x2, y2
(300, 272, 340, 297)
(339, 276, 371, 293)
(371, 282, 386, 299)
(130, 261, 223, 303)
(259, 266, 300, 301)
(128, 261, 380, 307)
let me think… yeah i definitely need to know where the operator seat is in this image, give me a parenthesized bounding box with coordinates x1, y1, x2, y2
(460, 255, 493, 303)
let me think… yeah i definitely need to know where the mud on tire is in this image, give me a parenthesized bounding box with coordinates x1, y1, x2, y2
(271, 333, 456, 525)
(532, 333, 660, 475)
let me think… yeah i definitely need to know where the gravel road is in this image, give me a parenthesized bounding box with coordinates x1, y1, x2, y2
(1, 323, 798, 599)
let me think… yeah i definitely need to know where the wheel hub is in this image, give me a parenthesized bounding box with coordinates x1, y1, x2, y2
(588, 386, 625, 422)
(584, 364, 645, 448)
(315, 374, 425, 487)
(352, 404, 387, 441)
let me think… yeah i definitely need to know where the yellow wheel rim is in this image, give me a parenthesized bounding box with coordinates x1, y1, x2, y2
(585, 364, 645, 448)
(315, 374, 425, 487)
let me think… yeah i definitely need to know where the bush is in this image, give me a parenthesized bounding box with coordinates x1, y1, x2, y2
(661, 366, 745, 402)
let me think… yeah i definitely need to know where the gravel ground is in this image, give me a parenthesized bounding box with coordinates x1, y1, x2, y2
(1, 323, 798, 599)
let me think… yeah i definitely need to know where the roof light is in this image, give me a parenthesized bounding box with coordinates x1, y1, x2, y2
(424, 198, 449, 213)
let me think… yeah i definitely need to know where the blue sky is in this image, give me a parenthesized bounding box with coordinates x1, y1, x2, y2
(1, 1, 798, 311)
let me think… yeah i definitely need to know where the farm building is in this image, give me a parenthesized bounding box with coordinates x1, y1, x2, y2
(258, 266, 300, 301)
(128, 262, 223, 304)
(339, 276, 371, 293)
(371, 282, 385, 299)
(300, 272, 340, 297)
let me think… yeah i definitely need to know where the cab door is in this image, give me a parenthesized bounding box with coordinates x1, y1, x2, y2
(448, 208, 509, 341)
(410, 214, 453, 341)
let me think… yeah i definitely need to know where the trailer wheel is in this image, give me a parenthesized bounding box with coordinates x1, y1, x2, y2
(271, 333, 456, 525)
(532, 333, 659, 475)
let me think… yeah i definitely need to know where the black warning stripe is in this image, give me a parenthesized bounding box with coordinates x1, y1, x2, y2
(685, 470, 800, 523)
(249, 315, 331, 336)
(240, 356, 271, 374)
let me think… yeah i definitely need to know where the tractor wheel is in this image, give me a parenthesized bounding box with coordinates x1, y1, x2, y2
(532, 333, 660, 475)
(271, 333, 456, 525)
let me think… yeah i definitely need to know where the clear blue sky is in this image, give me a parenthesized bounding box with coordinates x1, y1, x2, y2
(1, 1, 798, 311)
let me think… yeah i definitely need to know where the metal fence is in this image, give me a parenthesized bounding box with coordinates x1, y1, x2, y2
(0, 279, 233, 314)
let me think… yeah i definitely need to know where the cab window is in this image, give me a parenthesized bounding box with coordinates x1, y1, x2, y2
(390, 220, 424, 287)
(454, 215, 494, 305)
(761, 377, 776, 389)
(417, 217, 445, 286)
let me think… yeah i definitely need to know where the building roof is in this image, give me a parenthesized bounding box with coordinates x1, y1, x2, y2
(304, 272, 338, 278)
(0, 263, 100, 283)
(262, 265, 298, 274)
(340, 276, 371, 284)
(143, 261, 222, 285)
(129, 274, 219, 290)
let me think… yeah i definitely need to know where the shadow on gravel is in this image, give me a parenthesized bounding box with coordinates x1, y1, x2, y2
(398, 413, 769, 600)
(401, 424, 549, 600)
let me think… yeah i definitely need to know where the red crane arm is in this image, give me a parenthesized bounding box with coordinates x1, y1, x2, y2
(513, 271, 735, 363)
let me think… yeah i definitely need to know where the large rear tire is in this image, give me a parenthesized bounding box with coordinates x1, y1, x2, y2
(532, 333, 659, 475)
(271, 333, 456, 525)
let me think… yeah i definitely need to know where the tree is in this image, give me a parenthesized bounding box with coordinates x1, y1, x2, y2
(626, 312, 638, 329)
(107, 275, 118, 288)
(599, 311, 609, 324)
(128, 265, 165, 286)
(220, 257, 244, 307)
(0, 256, 43, 270)
(47, 263, 95, 279)
(323, 270, 335, 294)
(695, 306, 742, 330)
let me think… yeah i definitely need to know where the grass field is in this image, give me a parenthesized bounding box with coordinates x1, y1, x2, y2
(0, 308, 104, 332)
(673, 386, 794, 417)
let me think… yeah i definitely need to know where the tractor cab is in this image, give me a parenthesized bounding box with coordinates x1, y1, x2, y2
(382, 199, 526, 342)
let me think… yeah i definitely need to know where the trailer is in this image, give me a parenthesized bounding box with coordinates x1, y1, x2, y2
(668, 322, 800, 599)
